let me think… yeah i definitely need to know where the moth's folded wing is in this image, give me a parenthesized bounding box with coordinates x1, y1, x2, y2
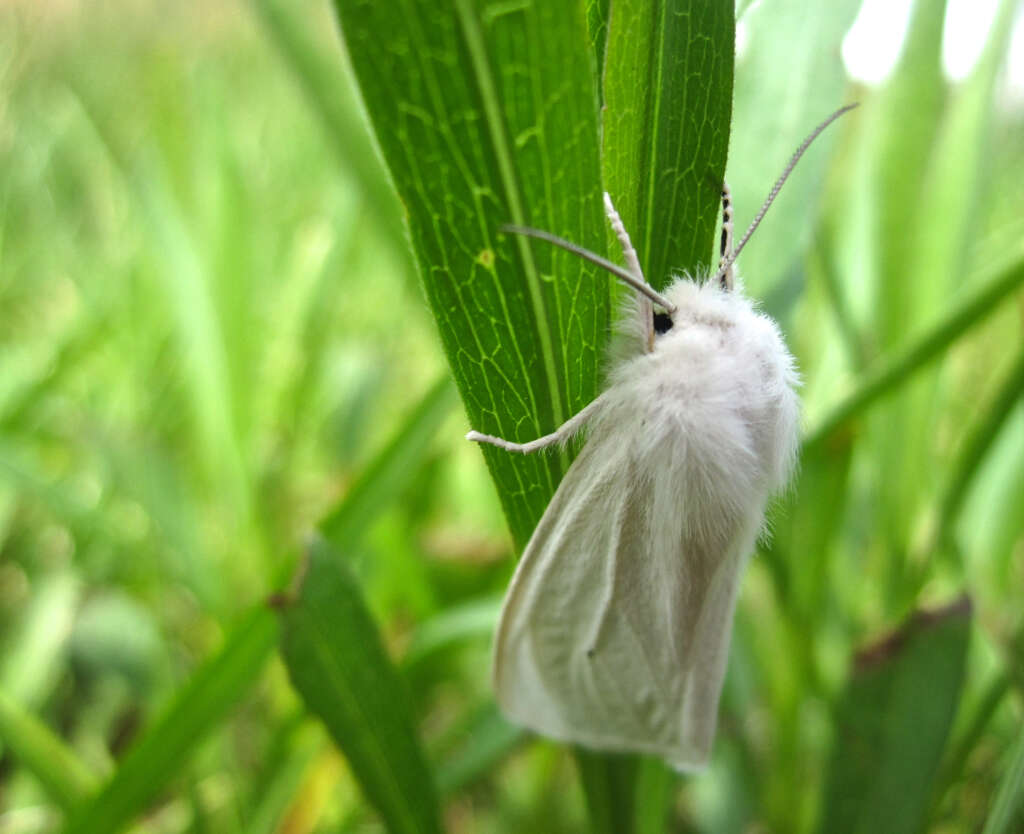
(492, 440, 756, 770)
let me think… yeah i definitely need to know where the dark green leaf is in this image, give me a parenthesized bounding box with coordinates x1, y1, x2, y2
(332, 0, 609, 548)
(64, 607, 279, 834)
(602, 0, 734, 290)
(279, 540, 442, 834)
(817, 596, 972, 834)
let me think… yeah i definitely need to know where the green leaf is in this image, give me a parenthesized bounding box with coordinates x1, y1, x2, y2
(981, 724, 1024, 834)
(602, 0, 734, 290)
(249, 0, 410, 259)
(866, 0, 948, 345)
(434, 701, 523, 795)
(0, 686, 96, 811)
(729, 0, 860, 296)
(279, 539, 442, 834)
(332, 0, 609, 548)
(319, 375, 456, 549)
(805, 251, 1024, 451)
(63, 606, 279, 834)
(817, 596, 972, 834)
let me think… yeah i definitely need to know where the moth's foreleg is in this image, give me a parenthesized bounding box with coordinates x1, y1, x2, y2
(467, 395, 604, 454)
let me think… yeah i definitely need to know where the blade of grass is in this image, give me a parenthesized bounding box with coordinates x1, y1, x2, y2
(434, 702, 524, 795)
(279, 539, 442, 834)
(816, 596, 972, 834)
(319, 375, 455, 549)
(601, 0, 734, 291)
(0, 687, 96, 811)
(981, 725, 1024, 834)
(63, 606, 279, 834)
(804, 251, 1024, 451)
(248, 0, 410, 260)
(331, 0, 608, 548)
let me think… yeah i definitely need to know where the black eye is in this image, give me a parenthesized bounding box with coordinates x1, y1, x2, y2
(653, 312, 673, 335)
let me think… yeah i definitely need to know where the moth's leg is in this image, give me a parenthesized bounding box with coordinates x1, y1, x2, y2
(718, 181, 735, 291)
(467, 394, 605, 454)
(603, 192, 655, 351)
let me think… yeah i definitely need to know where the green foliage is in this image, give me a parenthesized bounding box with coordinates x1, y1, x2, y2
(0, 0, 1022, 832)
(280, 540, 442, 834)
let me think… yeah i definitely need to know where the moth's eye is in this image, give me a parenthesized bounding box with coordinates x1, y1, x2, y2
(653, 312, 673, 335)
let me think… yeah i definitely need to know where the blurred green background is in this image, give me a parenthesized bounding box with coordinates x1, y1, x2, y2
(1, 0, 1022, 832)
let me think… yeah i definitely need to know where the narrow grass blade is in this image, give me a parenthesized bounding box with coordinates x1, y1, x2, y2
(63, 607, 279, 834)
(249, 0, 409, 258)
(0, 687, 96, 811)
(434, 702, 523, 795)
(319, 375, 455, 549)
(332, 0, 608, 548)
(279, 539, 442, 834)
(981, 726, 1024, 834)
(602, 0, 734, 290)
(805, 252, 1024, 450)
(817, 596, 972, 834)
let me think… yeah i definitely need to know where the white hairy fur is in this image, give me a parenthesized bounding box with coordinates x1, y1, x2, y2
(489, 269, 799, 769)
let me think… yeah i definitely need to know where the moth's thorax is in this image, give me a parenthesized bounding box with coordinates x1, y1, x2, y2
(598, 274, 801, 522)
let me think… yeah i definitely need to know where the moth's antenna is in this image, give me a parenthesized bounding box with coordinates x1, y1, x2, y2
(712, 103, 859, 285)
(500, 224, 677, 313)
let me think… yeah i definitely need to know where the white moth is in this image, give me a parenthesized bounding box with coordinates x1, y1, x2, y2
(468, 106, 855, 770)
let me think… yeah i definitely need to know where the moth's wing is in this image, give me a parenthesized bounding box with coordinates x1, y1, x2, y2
(493, 434, 759, 770)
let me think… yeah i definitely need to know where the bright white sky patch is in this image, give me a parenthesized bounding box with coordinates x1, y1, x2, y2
(841, 0, 914, 84)
(943, 0, 1000, 80)
(841, 0, 1018, 86)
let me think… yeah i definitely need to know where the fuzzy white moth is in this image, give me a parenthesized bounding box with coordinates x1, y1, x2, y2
(468, 106, 856, 770)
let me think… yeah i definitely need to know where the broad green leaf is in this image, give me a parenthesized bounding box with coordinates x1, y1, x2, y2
(602, 0, 734, 291)
(729, 0, 860, 296)
(279, 539, 442, 834)
(319, 375, 456, 549)
(817, 596, 972, 834)
(805, 250, 1024, 451)
(332, 0, 609, 549)
(0, 687, 96, 811)
(63, 606, 279, 834)
(981, 725, 1024, 834)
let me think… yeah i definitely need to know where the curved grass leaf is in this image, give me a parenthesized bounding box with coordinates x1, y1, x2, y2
(0, 687, 95, 811)
(279, 539, 442, 834)
(63, 606, 279, 834)
(981, 725, 1024, 834)
(817, 596, 971, 834)
(805, 251, 1024, 451)
(332, 0, 609, 549)
(319, 375, 456, 549)
(602, 0, 734, 290)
